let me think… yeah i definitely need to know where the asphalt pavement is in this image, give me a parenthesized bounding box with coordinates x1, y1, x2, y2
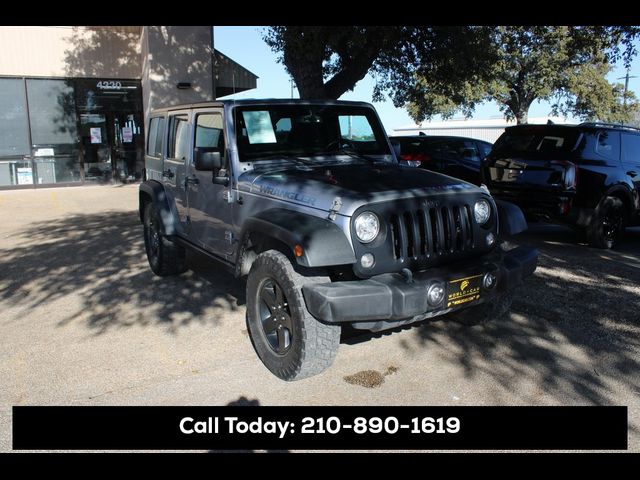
(0, 185, 638, 452)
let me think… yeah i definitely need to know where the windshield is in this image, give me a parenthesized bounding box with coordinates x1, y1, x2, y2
(492, 126, 581, 158)
(234, 104, 392, 162)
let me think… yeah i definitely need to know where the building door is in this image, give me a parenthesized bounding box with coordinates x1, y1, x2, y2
(109, 111, 144, 183)
(80, 113, 112, 183)
(75, 78, 144, 184)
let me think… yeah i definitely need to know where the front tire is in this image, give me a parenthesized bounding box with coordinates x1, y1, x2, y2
(143, 202, 187, 276)
(246, 250, 341, 381)
(586, 196, 626, 249)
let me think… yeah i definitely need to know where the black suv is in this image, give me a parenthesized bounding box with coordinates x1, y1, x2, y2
(390, 135, 493, 185)
(482, 122, 640, 249)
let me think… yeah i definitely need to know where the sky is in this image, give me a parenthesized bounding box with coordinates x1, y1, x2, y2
(214, 26, 640, 133)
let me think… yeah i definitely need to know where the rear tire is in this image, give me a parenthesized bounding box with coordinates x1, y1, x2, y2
(143, 202, 187, 276)
(586, 196, 626, 249)
(246, 250, 341, 381)
(449, 291, 514, 326)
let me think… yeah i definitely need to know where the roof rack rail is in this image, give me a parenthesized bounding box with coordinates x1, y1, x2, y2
(579, 122, 640, 132)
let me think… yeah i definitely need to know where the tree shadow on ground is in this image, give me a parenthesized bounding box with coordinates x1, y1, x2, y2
(0, 210, 245, 335)
(431, 225, 639, 405)
(347, 225, 640, 409)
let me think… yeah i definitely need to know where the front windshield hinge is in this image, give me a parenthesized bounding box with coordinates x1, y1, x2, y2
(328, 197, 343, 221)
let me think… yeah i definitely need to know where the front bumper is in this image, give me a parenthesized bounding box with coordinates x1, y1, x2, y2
(302, 245, 537, 327)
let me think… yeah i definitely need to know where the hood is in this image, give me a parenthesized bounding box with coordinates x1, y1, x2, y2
(237, 162, 481, 216)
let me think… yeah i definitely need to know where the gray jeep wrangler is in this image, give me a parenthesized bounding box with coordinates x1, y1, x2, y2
(139, 99, 538, 381)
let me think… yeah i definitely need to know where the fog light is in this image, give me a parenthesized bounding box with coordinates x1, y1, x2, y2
(427, 283, 445, 306)
(483, 272, 497, 290)
(360, 253, 375, 269)
(486, 232, 496, 247)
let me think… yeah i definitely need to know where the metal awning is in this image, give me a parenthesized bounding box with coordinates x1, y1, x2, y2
(214, 49, 258, 98)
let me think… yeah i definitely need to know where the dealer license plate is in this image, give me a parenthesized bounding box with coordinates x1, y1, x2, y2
(446, 274, 482, 308)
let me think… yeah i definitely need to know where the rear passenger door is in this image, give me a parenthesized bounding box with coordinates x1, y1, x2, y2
(164, 111, 192, 232)
(621, 132, 640, 218)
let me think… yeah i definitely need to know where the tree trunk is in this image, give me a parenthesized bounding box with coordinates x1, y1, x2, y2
(515, 109, 529, 124)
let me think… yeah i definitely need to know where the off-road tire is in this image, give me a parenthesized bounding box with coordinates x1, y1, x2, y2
(246, 250, 341, 381)
(449, 291, 514, 326)
(143, 202, 187, 276)
(586, 196, 626, 249)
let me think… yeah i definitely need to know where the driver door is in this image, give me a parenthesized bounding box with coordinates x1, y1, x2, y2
(186, 109, 233, 257)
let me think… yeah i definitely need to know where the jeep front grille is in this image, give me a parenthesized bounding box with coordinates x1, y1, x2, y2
(389, 204, 474, 260)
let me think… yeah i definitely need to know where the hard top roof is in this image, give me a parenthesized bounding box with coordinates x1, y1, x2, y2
(149, 98, 375, 114)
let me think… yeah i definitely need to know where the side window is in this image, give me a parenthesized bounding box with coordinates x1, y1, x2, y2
(621, 132, 640, 165)
(457, 140, 480, 162)
(146, 117, 165, 157)
(594, 130, 620, 162)
(168, 115, 190, 160)
(338, 115, 375, 141)
(154, 117, 165, 157)
(477, 141, 493, 158)
(147, 117, 158, 156)
(195, 113, 224, 152)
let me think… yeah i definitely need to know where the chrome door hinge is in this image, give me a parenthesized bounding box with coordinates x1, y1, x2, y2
(328, 196, 343, 221)
(224, 231, 234, 244)
(223, 190, 233, 203)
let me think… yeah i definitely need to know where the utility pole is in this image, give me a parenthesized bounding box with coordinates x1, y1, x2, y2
(289, 78, 296, 99)
(617, 68, 638, 107)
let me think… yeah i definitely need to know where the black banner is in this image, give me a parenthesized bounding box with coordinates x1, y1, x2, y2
(12, 406, 627, 450)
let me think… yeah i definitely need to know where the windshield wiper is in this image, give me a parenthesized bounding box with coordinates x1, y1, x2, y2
(327, 148, 383, 165)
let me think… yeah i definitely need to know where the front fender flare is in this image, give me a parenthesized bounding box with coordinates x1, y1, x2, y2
(495, 199, 528, 236)
(240, 208, 356, 268)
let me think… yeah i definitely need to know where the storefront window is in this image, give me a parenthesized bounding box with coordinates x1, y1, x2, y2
(26, 79, 81, 184)
(0, 159, 33, 187)
(0, 77, 143, 188)
(0, 78, 30, 158)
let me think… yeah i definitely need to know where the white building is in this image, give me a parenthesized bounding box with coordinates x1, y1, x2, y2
(393, 116, 573, 143)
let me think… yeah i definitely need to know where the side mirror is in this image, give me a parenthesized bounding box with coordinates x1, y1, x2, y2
(390, 139, 401, 158)
(194, 149, 222, 171)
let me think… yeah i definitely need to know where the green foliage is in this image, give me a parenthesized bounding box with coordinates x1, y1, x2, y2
(405, 26, 640, 124)
(263, 26, 639, 125)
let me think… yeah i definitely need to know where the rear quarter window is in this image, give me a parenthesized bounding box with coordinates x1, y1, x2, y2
(594, 130, 620, 163)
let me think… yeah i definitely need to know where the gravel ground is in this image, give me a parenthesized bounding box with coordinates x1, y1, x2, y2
(0, 185, 638, 452)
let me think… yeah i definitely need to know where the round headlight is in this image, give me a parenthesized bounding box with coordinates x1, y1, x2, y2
(474, 199, 491, 225)
(354, 212, 380, 243)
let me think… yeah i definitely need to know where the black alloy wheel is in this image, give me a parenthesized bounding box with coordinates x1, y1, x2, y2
(602, 205, 624, 246)
(258, 277, 293, 354)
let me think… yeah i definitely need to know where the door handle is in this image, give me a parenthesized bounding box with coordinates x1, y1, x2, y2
(627, 170, 638, 178)
(162, 169, 174, 179)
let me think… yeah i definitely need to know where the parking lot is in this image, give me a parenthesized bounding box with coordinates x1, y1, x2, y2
(0, 184, 639, 451)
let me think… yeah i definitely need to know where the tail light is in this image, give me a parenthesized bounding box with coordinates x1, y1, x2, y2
(551, 160, 579, 189)
(399, 153, 431, 166)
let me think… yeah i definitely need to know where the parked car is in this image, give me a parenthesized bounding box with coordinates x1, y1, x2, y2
(139, 99, 537, 381)
(482, 122, 640, 249)
(389, 135, 493, 185)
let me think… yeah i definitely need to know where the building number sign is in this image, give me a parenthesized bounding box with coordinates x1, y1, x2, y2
(96, 81, 122, 90)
